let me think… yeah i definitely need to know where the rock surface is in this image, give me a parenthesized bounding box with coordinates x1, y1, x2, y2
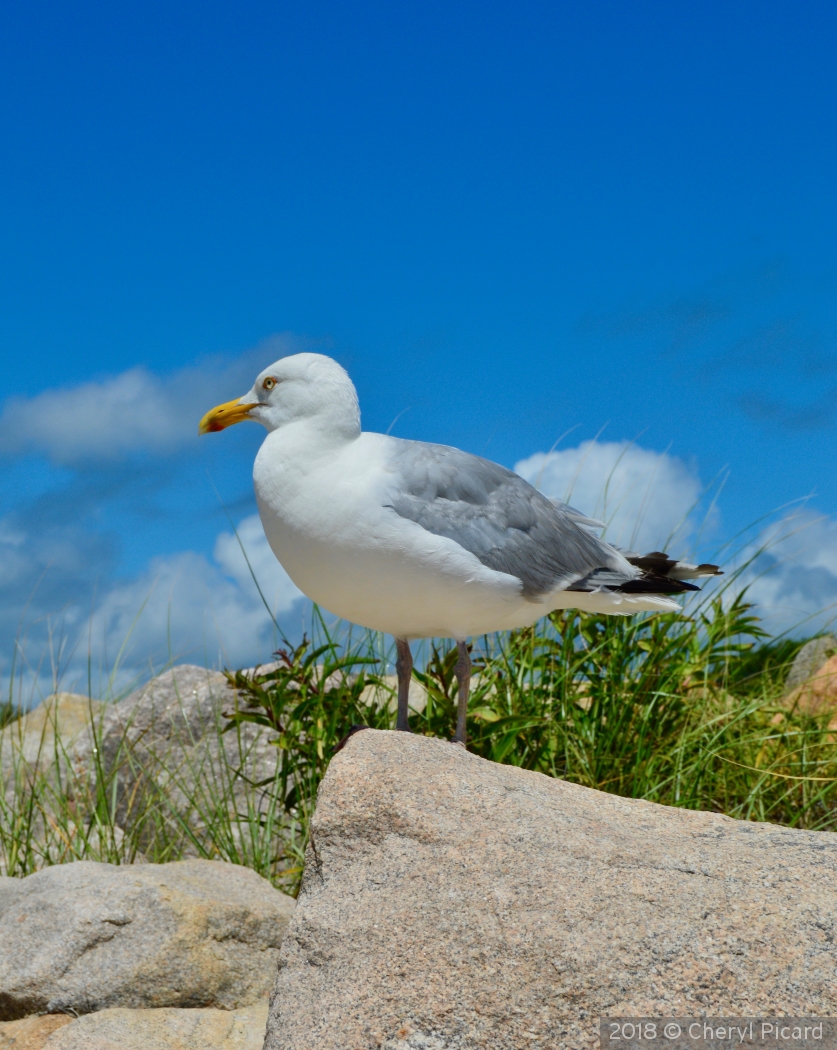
(785, 654, 837, 722)
(0, 860, 294, 1020)
(0, 1015, 72, 1050)
(785, 635, 837, 693)
(266, 729, 837, 1050)
(40, 1003, 268, 1050)
(367, 675, 427, 713)
(1, 694, 115, 872)
(1, 667, 281, 868)
(0, 694, 106, 768)
(64, 665, 280, 846)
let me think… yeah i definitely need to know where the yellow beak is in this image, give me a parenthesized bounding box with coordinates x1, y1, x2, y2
(198, 398, 259, 435)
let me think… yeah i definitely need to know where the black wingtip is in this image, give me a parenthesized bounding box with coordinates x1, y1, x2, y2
(615, 577, 701, 594)
(625, 552, 724, 580)
(625, 552, 679, 574)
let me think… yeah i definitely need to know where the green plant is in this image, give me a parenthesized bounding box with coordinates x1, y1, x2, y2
(4, 590, 837, 898)
(0, 683, 304, 893)
(223, 634, 394, 842)
(223, 593, 837, 893)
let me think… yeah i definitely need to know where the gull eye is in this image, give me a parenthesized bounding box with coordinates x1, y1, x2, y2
(262, 377, 276, 391)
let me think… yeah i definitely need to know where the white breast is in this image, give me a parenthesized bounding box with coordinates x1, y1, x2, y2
(252, 427, 532, 639)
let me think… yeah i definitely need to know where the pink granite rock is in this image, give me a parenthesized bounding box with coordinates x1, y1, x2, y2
(264, 729, 837, 1050)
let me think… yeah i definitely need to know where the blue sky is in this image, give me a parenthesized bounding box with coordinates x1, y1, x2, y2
(2, 1, 837, 696)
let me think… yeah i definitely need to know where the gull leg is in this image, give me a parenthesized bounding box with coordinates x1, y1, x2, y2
(395, 638, 413, 732)
(453, 640, 471, 746)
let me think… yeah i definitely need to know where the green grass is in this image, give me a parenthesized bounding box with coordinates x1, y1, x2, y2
(0, 685, 309, 890)
(3, 591, 837, 895)
(228, 594, 837, 848)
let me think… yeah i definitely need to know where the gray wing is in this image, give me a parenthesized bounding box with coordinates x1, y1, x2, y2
(385, 439, 626, 599)
(548, 498, 606, 529)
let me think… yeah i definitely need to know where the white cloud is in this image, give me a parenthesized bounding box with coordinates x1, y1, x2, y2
(514, 441, 837, 635)
(515, 440, 705, 555)
(0, 512, 117, 619)
(213, 515, 304, 615)
(2, 515, 306, 702)
(0, 336, 300, 466)
(0, 369, 185, 463)
(734, 512, 837, 636)
(86, 515, 304, 679)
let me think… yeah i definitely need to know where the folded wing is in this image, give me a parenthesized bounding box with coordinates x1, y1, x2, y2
(385, 440, 720, 601)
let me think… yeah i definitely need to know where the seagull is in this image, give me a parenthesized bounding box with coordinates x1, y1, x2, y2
(199, 353, 720, 746)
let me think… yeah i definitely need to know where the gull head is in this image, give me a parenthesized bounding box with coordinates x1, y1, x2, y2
(198, 352, 360, 438)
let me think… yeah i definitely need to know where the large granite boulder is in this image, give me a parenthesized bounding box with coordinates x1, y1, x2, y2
(0, 859, 294, 1020)
(265, 730, 837, 1050)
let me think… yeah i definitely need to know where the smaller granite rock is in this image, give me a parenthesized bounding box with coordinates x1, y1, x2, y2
(0, 1015, 73, 1050)
(41, 1003, 268, 1050)
(0, 860, 294, 1020)
(785, 636, 837, 693)
(364, 674, 426, 713)
(0, 694, 106, 768)
(785, 654, 837, 721)
(70, 666, 279, 837)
